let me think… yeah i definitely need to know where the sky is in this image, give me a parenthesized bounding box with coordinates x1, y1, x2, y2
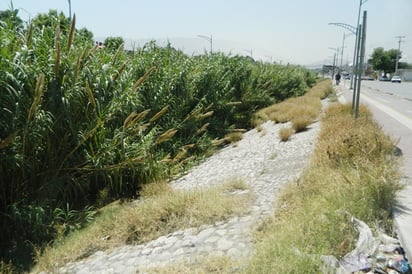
(1, 0, 412, 66)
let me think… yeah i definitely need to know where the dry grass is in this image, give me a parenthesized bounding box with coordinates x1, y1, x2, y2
(278, 127, 294, 142)
(33, 179, 253, 273)
(305, 79, 334, 99)
(143, 256, 243, 274)
(291, 115, 313, 132)
(253, 79, 332, 128)
(246, 103, 402, 273)
(224, 132, 244, 144)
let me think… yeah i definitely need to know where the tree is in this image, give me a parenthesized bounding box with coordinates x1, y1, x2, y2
(32, 9, 70, 34)
(0, 9, 23, 30)
(77, 27, 94, 43)
(104, 36, 124, 52)
(368, 47, 400, 75)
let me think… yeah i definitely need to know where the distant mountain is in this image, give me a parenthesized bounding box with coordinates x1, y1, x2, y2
(95, 36, 281, 63)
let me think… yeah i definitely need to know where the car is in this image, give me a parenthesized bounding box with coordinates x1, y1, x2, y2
(361, 75, 375, 81)
(379, 75, 390, 81)
(391, 76, 402, 83)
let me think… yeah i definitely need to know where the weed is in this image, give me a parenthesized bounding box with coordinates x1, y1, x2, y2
(279, 127, 294, 142)
(143, 255, 243, 274)
(32, 180, 253, 272)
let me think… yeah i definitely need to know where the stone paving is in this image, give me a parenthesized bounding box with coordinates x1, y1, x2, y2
(51, 118, 321, 274)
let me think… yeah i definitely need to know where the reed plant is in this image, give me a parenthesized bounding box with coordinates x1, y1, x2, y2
(0, 8, 316, 270)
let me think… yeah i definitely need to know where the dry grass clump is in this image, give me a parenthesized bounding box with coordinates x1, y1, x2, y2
(305, 79, 334, 99)
(278, 127, 294, 142)
(33, 180, 253, 273)
(253, 79, 332, 128)
(291, 115, 313, 132)
(224, 132, 244, 144)
(315, 103, 394, 168)
(247, 103, 401, 273)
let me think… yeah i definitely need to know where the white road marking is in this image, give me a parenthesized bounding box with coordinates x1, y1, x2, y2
(360, 93, 412, 131)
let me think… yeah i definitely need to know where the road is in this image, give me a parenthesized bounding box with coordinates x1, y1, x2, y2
(337, 79, 412, 259)
(348, 80, 412, 130)
(360, 80, 412, 101)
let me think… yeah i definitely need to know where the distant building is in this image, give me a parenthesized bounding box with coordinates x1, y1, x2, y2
(95, 41, 105, 49)
(398, 69, 412, 81)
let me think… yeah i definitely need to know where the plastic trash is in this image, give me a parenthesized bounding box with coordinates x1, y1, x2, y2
(350, 217, 380, 255)
(388, 256, 411, 273)
(336, 217, 380, 272)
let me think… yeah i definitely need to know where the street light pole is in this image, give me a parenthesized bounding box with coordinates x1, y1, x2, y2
(340, 33, 346, 71)
(68, 0, 72, 21)
(197, 34, 212, 54)
(329, 47, 339, 80)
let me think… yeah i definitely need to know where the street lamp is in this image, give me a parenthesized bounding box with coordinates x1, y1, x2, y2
(197, 34, 212, 54)
(328, 22, 357, 88)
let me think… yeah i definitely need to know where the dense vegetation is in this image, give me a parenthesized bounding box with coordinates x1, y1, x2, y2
(0, 9, 316, 271)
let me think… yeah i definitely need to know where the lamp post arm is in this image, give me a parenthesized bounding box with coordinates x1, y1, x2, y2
(328, 23, 357, 35)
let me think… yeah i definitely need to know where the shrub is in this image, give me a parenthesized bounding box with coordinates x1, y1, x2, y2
(291, 116, 312, 132)
(279, 127, 294, 141)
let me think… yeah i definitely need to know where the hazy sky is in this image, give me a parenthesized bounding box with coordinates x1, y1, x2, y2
(2, 0, 411, 66)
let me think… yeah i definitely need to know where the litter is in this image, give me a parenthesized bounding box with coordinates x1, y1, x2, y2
(322, 217, 411, 274)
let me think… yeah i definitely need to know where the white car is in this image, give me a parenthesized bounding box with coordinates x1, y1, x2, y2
(391, 76, 402, 83)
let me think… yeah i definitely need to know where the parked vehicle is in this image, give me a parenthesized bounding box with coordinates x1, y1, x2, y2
(391, 75, 402, 83)
(361, 75, 374, 81)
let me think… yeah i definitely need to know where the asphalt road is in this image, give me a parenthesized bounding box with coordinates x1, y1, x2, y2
(361, 80, 412, 101)
(337, 80, 412, 259)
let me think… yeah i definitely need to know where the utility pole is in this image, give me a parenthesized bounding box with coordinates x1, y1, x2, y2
(395, 36, 405, 74)
(354, 11, 367, 119)
(352, 0, 368, 89)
